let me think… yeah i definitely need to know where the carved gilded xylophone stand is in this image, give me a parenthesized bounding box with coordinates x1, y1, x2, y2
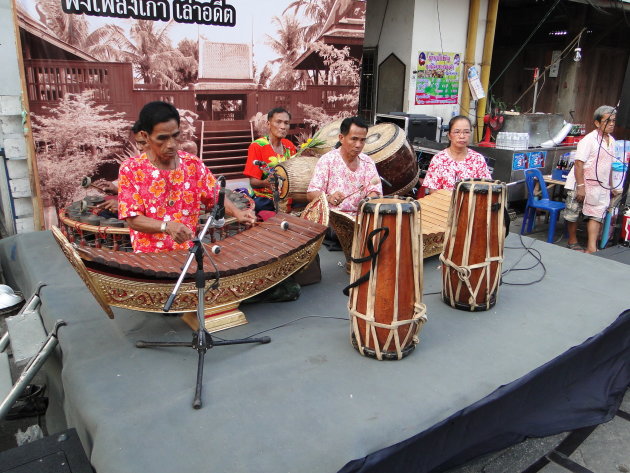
(136, 177, 271, 410)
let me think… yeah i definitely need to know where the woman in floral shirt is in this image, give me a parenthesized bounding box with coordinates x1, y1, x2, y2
(422, 115, 492, 192)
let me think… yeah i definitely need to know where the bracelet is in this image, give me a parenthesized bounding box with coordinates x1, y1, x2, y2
(160, 221, 168, 232)
(576, 184, 585, 187)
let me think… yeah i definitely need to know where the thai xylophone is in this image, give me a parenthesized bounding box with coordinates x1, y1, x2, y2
(58, 189, 254, 251)
(52, 195, 329, 331)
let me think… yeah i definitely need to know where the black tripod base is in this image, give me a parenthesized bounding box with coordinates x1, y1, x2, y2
(135, 333, 271, 349)
(136, 330, 270, 409)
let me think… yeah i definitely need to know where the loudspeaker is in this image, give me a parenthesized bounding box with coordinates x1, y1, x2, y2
(0, 428, 92, 473)
(616, 56, 630, 131)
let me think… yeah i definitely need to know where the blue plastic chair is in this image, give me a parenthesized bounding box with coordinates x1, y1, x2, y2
(520, 168, 566, 243)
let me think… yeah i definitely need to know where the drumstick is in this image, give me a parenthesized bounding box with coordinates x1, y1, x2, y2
(340, 176, 381, 203)
(341, 185, 363, 201)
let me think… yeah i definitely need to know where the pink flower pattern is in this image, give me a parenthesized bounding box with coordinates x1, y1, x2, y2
(422, 149, 492, 190)
(118, 150, 216, 253)
(307, 149, 382, 214)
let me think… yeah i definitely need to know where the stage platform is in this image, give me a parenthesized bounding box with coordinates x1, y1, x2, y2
(0, 231, 628, 473)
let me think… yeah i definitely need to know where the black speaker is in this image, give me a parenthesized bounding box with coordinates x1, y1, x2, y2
(0, 429, 92, 473)
(616, 55, 630, 131)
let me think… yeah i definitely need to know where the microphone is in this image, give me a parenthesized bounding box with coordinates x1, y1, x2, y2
(215, 176, 226, 220)
(252, 160, 267, 167)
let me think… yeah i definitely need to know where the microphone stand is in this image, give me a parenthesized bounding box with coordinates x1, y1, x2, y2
(253, 160, 283, 211)
(136, 177, 271, 409)
(269, 172, 283, 211)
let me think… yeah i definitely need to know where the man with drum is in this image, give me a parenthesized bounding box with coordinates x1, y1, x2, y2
(243, 107, 297, 214)
(118, 101, 255, 253)
(306, 116, 382, 214)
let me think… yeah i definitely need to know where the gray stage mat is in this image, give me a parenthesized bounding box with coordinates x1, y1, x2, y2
(0, 231, 628, 473)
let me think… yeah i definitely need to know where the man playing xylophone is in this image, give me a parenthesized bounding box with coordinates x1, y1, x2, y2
(306, 116, 382, 214)
(118, 101, 256, 253)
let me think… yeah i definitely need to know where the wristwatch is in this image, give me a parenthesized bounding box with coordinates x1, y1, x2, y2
(160, 221, 168, 233)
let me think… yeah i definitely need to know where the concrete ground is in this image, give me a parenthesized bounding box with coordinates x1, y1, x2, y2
(0, 207, 628, 472)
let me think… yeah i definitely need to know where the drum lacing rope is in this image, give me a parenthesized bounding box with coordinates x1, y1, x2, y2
(342, 227, 389, 296)
(349, 302, 427, 359)
(441, 180, 505, 310)
(347, 198, 428, 360)
(439, 255, 503, 308)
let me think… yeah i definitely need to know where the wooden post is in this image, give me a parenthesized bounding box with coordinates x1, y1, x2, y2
(10, 0, 44, 230)
(475, 0, 500, 143)
(460, 0, 481, 119)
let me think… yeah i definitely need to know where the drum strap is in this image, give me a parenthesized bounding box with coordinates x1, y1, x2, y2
(342, 227, 389, 296)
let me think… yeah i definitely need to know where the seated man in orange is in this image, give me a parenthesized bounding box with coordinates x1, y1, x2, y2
(243, 107, 297, 213)
(118, 101, 255, 253)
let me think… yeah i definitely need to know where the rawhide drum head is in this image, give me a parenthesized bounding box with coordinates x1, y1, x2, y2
(276, 156, 320, 201)
(314, 118, 345, 155)
(363, 123, 419, 196)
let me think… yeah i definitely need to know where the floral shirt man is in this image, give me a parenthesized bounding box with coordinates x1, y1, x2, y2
(307, 148, 382, 214)
(118, 150, 216, 253)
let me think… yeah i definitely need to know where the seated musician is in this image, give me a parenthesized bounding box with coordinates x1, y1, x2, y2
(118, 101, 255, 253)
(422, 115, 492, 193)
(306, 116, 382, 214)
(243, 107, 297, 213)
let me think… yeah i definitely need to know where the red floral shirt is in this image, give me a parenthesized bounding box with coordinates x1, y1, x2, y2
(118, 151, 216, 253)
(422, 148, 492, 190)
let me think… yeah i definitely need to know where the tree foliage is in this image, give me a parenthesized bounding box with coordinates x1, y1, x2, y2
(266, 14, 308, 90)
(97, 20, 188, 89)
(175, 38, 199, 87)
(299, 42, 360, 128)
(34, 0, 121, 60)
(283, 0, 343, 43)
(32, 91, 130, 209)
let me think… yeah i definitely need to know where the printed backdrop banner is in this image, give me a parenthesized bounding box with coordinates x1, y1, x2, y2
(415, 51, 461, 105)
(15, 0, 365, 225)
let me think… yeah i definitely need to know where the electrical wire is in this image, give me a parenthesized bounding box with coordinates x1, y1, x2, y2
(501, 234, 547, 286)
(592, 112, 624, 192)
(211, 315, 349, 341)
(489, 0, 563, 94)
(424, 290, 441, 296)
(436, 0, 444, 55)
(512, 28, 585, 109)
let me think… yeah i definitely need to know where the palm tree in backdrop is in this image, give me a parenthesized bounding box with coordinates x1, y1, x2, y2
(283, 0, 352, 43)
(104, 20, 188, 89)
(266, 14, 307, 90)
(34, 0, 120, 60)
